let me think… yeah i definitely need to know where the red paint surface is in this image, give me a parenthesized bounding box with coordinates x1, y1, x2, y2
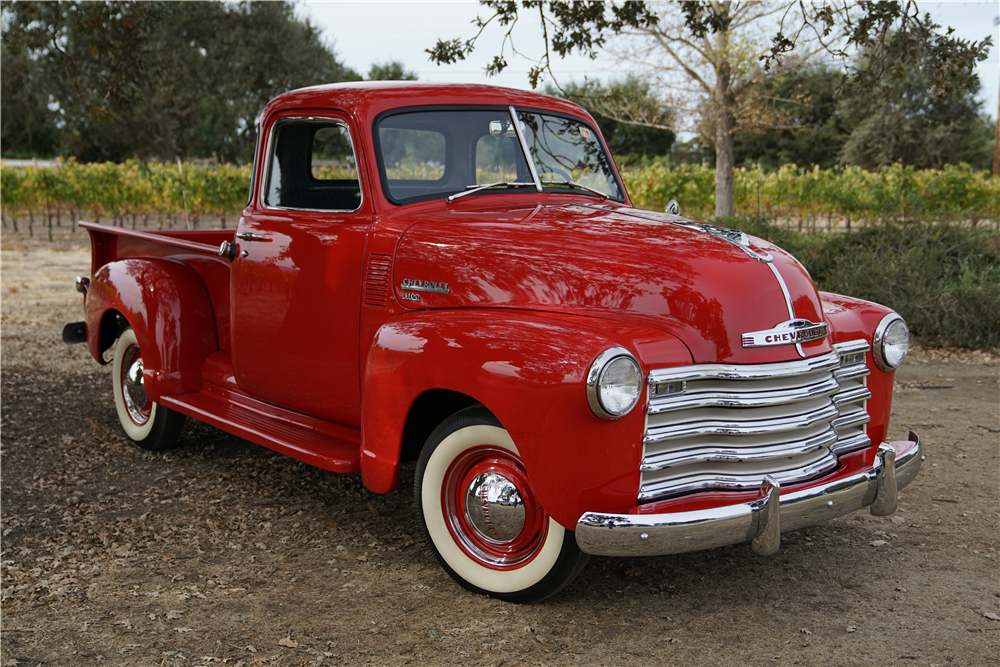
(77, 82, 909, 531)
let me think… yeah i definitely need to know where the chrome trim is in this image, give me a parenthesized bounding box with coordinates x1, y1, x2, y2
(869, 443, 898, 516)
(833, 339, 869, 356)
(645, 400, 840, 443)
(399, 278, 450, 295)
(576, 433, 922, 557)
(750, 477, 781, 555)
(260, 117, 363, 213)
(121, 350, 149, 426)
(218, 240, 235, 261)
(647, 372, 839, 414)
(640, 428, 837, 471)
(648, 351, 841, 384)
(872, 312, 909, 372)
(764, 261, 806, 358)
(464, 472, 526, 543)
(832, 385, 872, 406)
(895, 430, 924, 489)
(741, 319, 828, 348)
(641, 344, 873, 502)
(236, 232, 267, 242)
(586, 347, 642, 420)
(508, 106, 543, 192)
(638, 453, 838, 501)
(829, 432, 870, 456)
(75, 275, 90, 295)
(832, 410, 871, 431)
(833, 364, 869, 382)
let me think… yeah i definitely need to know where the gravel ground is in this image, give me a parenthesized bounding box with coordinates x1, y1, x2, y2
(2, 233, 998, 667)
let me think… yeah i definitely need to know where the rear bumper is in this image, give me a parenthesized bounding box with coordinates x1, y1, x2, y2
(576, 432, 923, 557)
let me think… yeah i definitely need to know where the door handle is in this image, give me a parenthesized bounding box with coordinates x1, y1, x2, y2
(236, 232, 268, 242)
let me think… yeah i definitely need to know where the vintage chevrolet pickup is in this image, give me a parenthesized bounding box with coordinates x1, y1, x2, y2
(65, 82, 922, 603)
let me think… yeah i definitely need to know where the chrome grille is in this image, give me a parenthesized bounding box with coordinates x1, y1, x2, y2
(640, 341, 871, 502)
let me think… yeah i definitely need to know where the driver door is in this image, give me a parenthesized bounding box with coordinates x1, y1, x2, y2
(230, 113, 370, 426)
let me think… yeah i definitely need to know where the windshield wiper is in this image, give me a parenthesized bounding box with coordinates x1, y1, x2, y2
(539, 180, 609, 200)
(446, 181, 536, 203)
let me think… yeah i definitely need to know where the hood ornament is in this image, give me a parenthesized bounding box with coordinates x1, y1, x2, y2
(742, 319, 828, 348)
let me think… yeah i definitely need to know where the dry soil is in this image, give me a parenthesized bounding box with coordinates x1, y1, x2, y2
(1, 232, 998, 667)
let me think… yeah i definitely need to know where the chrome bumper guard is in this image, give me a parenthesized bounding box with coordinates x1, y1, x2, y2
(576, 431, 922, 557)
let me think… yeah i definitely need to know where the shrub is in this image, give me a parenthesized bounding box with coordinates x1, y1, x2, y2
(721, 216, 1000, 349)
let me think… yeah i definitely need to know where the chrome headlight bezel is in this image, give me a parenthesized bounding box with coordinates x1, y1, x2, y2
(586, 347, 643, 420)
(873, 313, 910, 371)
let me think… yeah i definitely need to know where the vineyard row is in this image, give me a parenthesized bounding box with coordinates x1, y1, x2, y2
(2, 160, 998, 233)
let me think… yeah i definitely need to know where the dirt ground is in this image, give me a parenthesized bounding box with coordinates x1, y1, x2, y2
(2, 232, 998, 667)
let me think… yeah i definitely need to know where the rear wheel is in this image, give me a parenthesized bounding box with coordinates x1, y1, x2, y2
(112, 328, 185, 451)
(414, 406, 588, 603)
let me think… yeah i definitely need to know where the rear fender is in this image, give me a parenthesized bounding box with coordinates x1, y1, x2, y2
(360, 309, 692, 529)
(85, 258, 218, 399)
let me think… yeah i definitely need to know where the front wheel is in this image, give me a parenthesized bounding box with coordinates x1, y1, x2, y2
(414, 406, 589, 603)
(112, 327, 185, 451)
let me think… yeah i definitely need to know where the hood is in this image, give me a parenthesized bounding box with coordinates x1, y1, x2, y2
(390, 201, 831, 364)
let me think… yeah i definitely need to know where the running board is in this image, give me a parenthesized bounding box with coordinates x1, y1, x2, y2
(158, 374, 361, 474)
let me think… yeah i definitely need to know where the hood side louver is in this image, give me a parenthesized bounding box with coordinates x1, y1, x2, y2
(363, 252, 392, 307)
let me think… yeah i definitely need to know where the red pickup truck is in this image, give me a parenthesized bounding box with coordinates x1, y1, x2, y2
(65, 82, 922, 603)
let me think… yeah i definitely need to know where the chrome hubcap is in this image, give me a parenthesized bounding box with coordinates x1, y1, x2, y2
(464, 472, 526, 543)
(121, 350, 149, 425)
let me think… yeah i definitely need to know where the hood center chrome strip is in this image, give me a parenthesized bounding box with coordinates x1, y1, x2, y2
(765, 261, 806, 358)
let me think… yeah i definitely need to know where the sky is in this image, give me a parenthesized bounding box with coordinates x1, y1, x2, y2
(301, 0, 1000, 122)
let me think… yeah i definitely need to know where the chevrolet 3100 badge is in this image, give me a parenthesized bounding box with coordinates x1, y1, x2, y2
(64, 82, 921, 603)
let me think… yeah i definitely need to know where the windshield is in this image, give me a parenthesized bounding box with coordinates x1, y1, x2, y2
(375, 107, 625, 204)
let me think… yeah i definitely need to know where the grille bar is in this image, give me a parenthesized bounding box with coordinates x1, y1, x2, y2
(645, 399, 840, 443)
(640, 341, 872, 502)
(640, 425, 837, 471)
(647, 373, 840, 414)
(639, 453, 838, 501)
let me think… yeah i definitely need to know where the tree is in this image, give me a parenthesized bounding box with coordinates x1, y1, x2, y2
(732, 66, 849, 170)
(545, 76, 676, 162)
(367, 61, 418, 81)
(1, 0, 359, 162)
(838, 33, 992, 170)
(428, 1, 993, 218)
(0, 39, 61, 158)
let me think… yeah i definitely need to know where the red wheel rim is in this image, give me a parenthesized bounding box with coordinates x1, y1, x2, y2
(441, 445, 548, 571)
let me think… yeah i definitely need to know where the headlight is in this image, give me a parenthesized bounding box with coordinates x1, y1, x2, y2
(586, 347, 643, 420)
(873, 313, 910, 371)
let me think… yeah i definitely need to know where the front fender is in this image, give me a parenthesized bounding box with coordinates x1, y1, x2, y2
(85, 258, 218, 399)
(360, 309, 692, 530)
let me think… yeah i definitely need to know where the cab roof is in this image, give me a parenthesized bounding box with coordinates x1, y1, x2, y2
(259, 81, 595, 126)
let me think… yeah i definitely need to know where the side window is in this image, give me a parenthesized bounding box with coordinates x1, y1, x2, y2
(264, 120, 361, 211)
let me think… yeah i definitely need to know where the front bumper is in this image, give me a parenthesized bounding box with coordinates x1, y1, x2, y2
(576, 432, 923, 557)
